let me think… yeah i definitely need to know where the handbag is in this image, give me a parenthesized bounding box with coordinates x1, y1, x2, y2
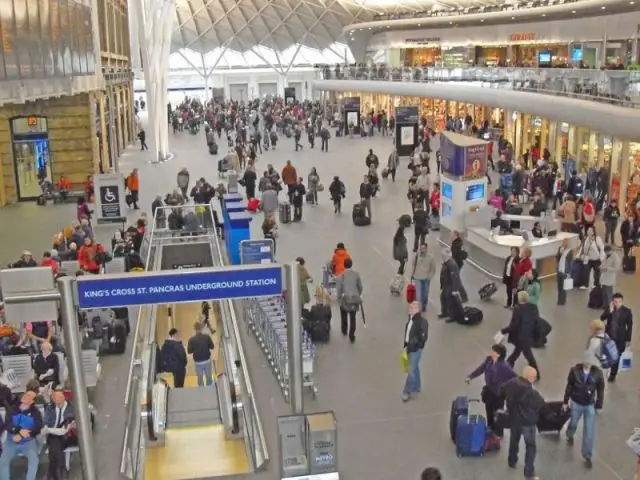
(494, 331, 506, 345)
(316, 184, 324, 192)
(401, 350, 409, 373)
(563, 277, 574, 291)
(619, 350, 633, 372)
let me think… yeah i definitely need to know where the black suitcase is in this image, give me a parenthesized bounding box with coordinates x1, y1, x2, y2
(537, 401, 570, 433)
(588, 285, 604, 310)
(108, 320, 127, 354)
(305, 191, 314, 204)
(126, 194, 133, 207)
(279, 203, 291, 224)
(307, 320, 330, 343)
(36, 195, 47, 206)
(532, 317, 552, 348)
(623, 254, 636, 273)
(352, 204, 370, 226)
(209, 143, 218, 155)
(456, 306, 483, 326)
(478, 282, 498, 301)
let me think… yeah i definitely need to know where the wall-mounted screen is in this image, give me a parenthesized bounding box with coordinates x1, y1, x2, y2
(538, 51, 552, 65)
(400, 126, 414, 146)
(441, 182, 453, 200)
(572, 49, 583, 62)
(346, 111, 358, 127)
(442, 203, 452, 218)
(466, 183, 485, 202)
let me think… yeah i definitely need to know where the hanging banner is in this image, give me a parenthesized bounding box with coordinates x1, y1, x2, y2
(395, 106, 419, 156)
(240, 239, 274, 265)
(94, 173, 126, 224)
(395, 106, 419, 124)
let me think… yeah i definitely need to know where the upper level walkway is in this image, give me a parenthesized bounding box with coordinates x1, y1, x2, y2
(317, 65, 640, 110)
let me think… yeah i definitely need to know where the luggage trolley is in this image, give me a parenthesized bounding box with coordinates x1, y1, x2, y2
(321, 261, 337, 295)
(245, 297, 317, 398)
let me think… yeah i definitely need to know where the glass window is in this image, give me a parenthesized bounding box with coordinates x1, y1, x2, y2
(27, 0, 44, 78)
(13, 0, 33, 79)
(0, 0, 18, 79)
(49, 0, 63, 76)
(58, 0, 72, 76)
(39, 0, 54, 77)
(11, 117, 51, 200)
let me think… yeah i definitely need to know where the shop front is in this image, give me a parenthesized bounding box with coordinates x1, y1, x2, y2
(0, 94, 98, 205)
(475, 46, 507, 67)
(403, 46, 442, 67)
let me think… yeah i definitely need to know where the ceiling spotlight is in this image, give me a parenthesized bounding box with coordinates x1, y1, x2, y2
(480, 19, 484, 22)
(449, 20, 453, 24)
(417, 23, 421, 26)
(571, 9, 576, 13)
(368, 27, 371, 29)
(601, 5, 606, 8)
(631, 1, 636, 4)
(511, 16, 515, 19)
(541, 13, 546, 16)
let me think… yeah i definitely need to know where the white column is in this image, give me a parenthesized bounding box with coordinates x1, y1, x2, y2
(203, 74, 210, 102)
(136, 0, 174, 162)
(128, 0, 141, 70)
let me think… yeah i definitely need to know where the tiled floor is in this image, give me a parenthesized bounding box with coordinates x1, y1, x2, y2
(3, 115, 640, 480)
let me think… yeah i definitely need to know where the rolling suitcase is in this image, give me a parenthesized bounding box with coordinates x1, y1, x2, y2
(305, 191, 314, 204)
(571, 260, 587, 288)
(478, 282, 498, 301)
(208, 143, 218, 155)
(537, 401, 570, 433)
(352, 203, 371, 226)
(456, 414, 487, 457)
(247, 198, 260, 212)
(623, 254, 636, 273)
(389, 275, 405, 296)
(406, 282, 416, 303)
(279, 203, 291, 224)
(429, 215, 440, 231)
(455, 307, 484, 327)
(532, 317, 552, 348)
(588, 285, 604, 310)
(450, 396, 469, 441)
(108, 319, 127, 354)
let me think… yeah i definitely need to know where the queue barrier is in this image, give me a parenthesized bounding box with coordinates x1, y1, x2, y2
(246, 297, 317, 399)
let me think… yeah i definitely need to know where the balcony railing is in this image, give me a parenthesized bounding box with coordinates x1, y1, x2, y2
(316, 66, 640, 109)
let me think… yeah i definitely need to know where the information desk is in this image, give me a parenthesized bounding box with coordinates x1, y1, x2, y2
(500, 214, 560, 232)
(465, 228, 580, 279)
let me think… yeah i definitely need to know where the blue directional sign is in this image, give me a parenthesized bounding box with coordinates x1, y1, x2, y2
(240, 239, 274, 265)
(76, 265, 283, 309)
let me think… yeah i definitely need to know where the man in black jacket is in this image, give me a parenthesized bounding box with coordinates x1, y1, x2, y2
(402, 301, 428, 402)
(413, 205, 429, 252)
(499, 366, 545, 480)
(600, 292, 633, 381)
(359, 175, 373, 221)
(450, 231, 468, 302)
(0, 391, 43, 477)
(161, 328, 188, 388)
(563, 351, 605, 469)
(438, 248, 462, 322)
(501, 291, 540, 380)
(187, 323, 215, 387)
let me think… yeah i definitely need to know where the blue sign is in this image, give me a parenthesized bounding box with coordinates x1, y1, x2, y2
(439, 134, 465, 178)
(240, 240, 274, 265)
(395, 106, 419, 124)
(441, 182, 453, 200)
(76, 266, 283, 309)
(466, 183, 486, 202)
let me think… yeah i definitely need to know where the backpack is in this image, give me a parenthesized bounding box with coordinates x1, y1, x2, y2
(599, 335, 620, 369)
(90, 316, 104, 339)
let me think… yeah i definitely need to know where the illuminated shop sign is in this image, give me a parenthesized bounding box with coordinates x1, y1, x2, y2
(404, 37, 441, 44)
(509, 33, 536, 42)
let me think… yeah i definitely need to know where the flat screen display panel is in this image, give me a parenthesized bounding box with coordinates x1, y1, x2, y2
(441, 182, 453, 200)
(572, 49, 583, 61)
(538, 51, 552, 65)
(466, 183, 485, 202)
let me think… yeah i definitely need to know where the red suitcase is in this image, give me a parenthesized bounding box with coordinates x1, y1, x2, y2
(406, 283, 416, 303)
(247, 198, 260, 213)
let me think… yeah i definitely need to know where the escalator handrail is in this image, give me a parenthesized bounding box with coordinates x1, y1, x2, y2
(146, 342, 158, 441)
(229, 376, 240, 434)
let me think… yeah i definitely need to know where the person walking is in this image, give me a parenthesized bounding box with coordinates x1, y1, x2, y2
(412, 205, 429, 252)
(138, 128, 148, 150)
(411, 243, 436, 312)
(336, 258, 363, 344)
(126, 168, 140, 210)
(393, 225, 409, 275)
(499, 366, 545, 480)
(450, 230, 469, 302)
(387, 150, 398, 182)
(466, 344, 516, 436)
(282, 160, 298, 204)
(503, 247, 520, 309)
(600, 245, 621, 306)
(359, 175, 374, 221)
(160, 328, 188, 388)
(556, 239, 573, 306)
(600, 292, 633, 382)
(308, 167, 320, 206)
(563, 351, 605, 469)
(500, 291, 541, 380)
(438, 248, 463, 322)
(402, 301, 428, 402)
(291, 177, 306, 222)
(187, 322, 215, 387)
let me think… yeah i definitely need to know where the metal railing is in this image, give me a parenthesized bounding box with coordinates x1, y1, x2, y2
(316, 65, 640, 108)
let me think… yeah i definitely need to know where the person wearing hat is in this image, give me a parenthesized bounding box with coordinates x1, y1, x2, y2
(563, 350, 606, 469)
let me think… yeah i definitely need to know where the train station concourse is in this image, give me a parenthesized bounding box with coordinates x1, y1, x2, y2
(1, 0, 640, 479)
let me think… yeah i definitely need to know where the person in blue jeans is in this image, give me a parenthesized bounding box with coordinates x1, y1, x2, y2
(0, 390, 43, 480)
(187, 322, 215, 387)
(402, 301, 428, 402)
(563, 351, 605, 469)
(411, 243, 436, 312)
(498, 366, 544, 480)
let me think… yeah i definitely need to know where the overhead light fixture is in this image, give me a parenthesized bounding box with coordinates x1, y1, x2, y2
(571, 9, 576, 13)
(541, 13, 546, 16)
(368, 27, 371, 29)
(480, 19, 484, 22)
(601, 5, 606, 8)
(449, 20, 453, 24)
(417, 23, 421, 26)
(511, 16, 515, 19)
(631, 1, 636, 4)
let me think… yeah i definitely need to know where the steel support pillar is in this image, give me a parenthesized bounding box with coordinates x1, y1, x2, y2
(136, 0, 174, 162)
(284, 263, 303, 414)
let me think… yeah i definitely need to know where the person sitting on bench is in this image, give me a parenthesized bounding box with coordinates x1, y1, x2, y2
(43, 390, 76, 480)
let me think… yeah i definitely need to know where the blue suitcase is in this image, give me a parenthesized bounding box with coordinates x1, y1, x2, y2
(456, 414, 487, 457)
(571, 259, 587, 287)
(449, 396, 469, 441)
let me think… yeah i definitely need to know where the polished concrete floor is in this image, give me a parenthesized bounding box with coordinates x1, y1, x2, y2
(3, 117, 640, 480)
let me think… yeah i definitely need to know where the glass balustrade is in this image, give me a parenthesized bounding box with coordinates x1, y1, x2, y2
(316, 66, 640, 108)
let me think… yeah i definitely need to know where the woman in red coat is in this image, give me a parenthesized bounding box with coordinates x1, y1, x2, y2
(78, 237, 105, 274)
(514, 247, 532, 282)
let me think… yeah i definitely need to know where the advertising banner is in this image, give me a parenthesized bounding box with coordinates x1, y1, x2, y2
(343, 97, 360, 111)
(94, 173, 126, 224)
(465, 144, 488, 178)
(284, 87, 296, 104)
(439, 135, 465, 178)
(440, 133, 488, 179)
(76, 265, 283, 309)
(395, 106, 419, 124)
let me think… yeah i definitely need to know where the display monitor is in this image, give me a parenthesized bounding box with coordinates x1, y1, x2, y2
(538, 51, 552, 66)
(572, 49, 583, 62)
(441, 182, 453, 200)
(465, 183, 485, 202)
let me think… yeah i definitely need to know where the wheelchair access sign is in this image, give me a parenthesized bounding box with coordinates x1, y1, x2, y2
(94, 173, 126, 223)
